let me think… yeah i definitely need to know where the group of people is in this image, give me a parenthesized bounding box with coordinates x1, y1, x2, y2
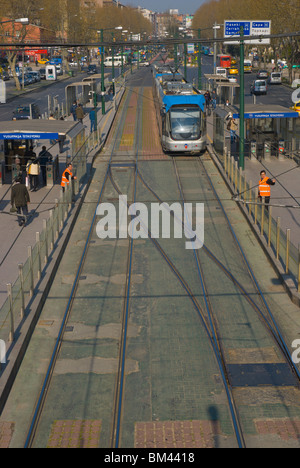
(70, 101, 84, 123)
(22, 145, 53, 192)
(70, 100, 98, 133)
(11, 159, 77, 227)
(204, 90, 217, 110)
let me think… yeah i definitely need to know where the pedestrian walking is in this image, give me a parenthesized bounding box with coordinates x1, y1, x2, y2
(11, 176, 30, 226)
(26, 158, 33, 190)
(70, 100, 77, 121)
(75, 103, 84, 123)
(28, 158, 40, 192)
(89, 107, 97, 133)
(38, 146, 52, 186)
(258, 170, 275, 210)
(61, 163, 77, 193)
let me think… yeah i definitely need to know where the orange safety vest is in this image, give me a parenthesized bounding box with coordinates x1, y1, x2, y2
(259, 177, 271, 197)
(61, 167, 73, 188)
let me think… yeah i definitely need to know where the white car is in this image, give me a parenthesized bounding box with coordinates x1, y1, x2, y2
(140, 61, 150, 67)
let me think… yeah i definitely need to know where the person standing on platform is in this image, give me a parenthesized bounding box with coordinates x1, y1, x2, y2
(29, 158, 40, 192)
(258, 170, 276, 210)
(11, 176, 30, 226)
(61, 163, 77, 193)
(39, 146, 52, 186)
(70, 100, 77, 121)
(75, 103, 84, 123)
(89, 107, 97, 133)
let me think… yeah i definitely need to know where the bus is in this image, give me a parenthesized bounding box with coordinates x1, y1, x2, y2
(217, 55, 231, 69)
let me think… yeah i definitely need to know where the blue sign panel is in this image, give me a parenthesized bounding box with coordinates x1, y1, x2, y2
(225, 21, 251, 36)
(232, 112, 298, 119)
(0, 133, 59, 140)
(252, 22, 270, 29)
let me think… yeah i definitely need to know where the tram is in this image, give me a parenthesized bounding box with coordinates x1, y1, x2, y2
(153, 71, 206, 154)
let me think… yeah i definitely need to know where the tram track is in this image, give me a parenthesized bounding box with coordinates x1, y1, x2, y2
(23, 84, 137, 447)
(3, 71, 300, 448)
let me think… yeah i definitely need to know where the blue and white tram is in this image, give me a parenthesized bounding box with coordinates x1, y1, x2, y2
(153, 74, 206, 154)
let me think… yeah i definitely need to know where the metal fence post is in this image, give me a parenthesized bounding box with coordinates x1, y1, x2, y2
(268, 206, 272, 248)
(28, 246, 34, 297)
(36, 232, 42, 281)
(286, 229, 290, 274)
(18, 263, 25, 319)
(298, 244, 300, 293)
(7, 283, 14, 342)
(276, 217, 281, 260)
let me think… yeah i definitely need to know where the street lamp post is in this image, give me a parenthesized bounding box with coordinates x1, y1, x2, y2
(97, 26, 122, 114)
(239, 27, 245, 170)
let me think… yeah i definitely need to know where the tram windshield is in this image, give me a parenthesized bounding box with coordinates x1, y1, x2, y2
(170, 106, 201, 140)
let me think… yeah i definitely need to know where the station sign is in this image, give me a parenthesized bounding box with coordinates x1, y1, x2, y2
(0, 133, 59, 140)
(224, 20, 271, 44)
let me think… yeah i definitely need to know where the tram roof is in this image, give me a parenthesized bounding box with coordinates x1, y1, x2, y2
(163, 94, 206, 112)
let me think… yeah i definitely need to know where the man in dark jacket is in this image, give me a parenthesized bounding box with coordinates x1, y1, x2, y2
(38, 146, 52, 186)
(11, 176, 30, 226)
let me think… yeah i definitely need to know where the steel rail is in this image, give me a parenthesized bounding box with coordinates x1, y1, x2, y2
(23, 86, 132, 448)
(172, 157, 245, 448)
(110, 85, 145, 449)
(198, 156, 300, 382)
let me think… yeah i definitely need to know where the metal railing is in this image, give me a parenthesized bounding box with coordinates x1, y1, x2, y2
(224, 149, 300, 293)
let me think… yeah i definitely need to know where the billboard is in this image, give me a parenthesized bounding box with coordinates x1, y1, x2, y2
(224, 20, 271, 44)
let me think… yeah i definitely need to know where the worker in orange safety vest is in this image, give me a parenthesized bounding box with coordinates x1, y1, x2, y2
(61, 163, 77, 193)
(258, 170, 275, 210)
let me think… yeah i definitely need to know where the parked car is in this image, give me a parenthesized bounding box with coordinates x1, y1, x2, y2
(24, 73, 34, 84)
(1, 71, 10, 81)
(250, 79, 267, 95)
(87, 64, 97, 74)
(55, 64, 63, 76)
(257, 69, 269, 79)
(38, 58, 49, 65)
(27, 71, 41, 82)
(39, 68, 46, 79)
(12, 104, 41, 120)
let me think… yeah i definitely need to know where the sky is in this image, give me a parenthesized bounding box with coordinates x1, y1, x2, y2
(120, 0, 203, 15)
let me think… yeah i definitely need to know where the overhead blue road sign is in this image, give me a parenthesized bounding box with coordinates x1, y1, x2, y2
(225, 21, 251, 36)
